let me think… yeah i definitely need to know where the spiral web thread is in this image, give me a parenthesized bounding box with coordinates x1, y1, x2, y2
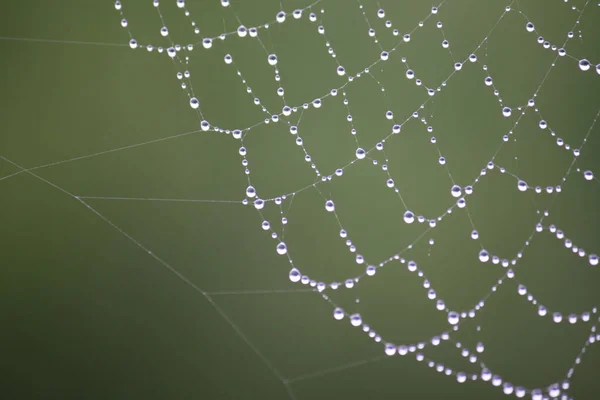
(8, 0, 598, 398)
(117, 0, 599, 399)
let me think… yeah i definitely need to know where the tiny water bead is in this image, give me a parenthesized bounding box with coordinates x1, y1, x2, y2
(276, 11, 286, 23)
(517, 180, 528, 192)
(289, 268, 301, 283)
(448, 311, 459, 325)
(224, 54, 232, 64)
(114, 1, 122, 10)
(502, 107, 512, 117)
(479, 249, 490, 263)
(202, 38, 212, 49)
(451, 185, 462, 198)
(579, 59, 591, 71)
(129, 39, 138, 49)
(333, 308, 344, 320)
(350, 314, 362, 327)
(276, 242, 288, 255)
(584, 170, 594, 180)
(325, 200, 335, 212)
(356, 148, 366, 159)
(176, 0, 185, 8)
(268, 54, 278, 66)
(526, 22, 535, 32)
(403, 210, 415, 224)
(189, 97, 199, 109)
(337, 66, 346, 76)
(160, 26, 169, 37)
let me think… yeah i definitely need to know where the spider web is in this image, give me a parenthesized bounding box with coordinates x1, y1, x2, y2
(3, 0, 600, 399)
(108, 1, 600, 397)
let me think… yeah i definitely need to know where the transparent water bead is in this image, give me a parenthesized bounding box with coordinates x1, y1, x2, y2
(333, 307, 344, 320)
(253, 199, 264, 210)
(479, 249, 490, 263)
(579, 59, 591, 71)
(526, 22, 535, 32)
(325, 200, 335, 212)
(289, 268, 300, 282)
(502, 107, 512, 117)
(189, 97, 199, 109)
(267, 54, 278, 66)
(129, 39, 138, 49)
(517, 180, 528, 192)
(448, 311, 459, 325)
(584, 170, 594, 181)
(115, 1, 122, 10)
(403, 211, 415, 224)
(350, 314, 362, 327)
(451, 185, 462, 198)
(276, 242, 288, 255)
(384, 343, 397, 356)
(356, 148, 366, 159)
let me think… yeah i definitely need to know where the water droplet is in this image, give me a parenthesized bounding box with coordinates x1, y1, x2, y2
(325, 200, 335, 212)
(448, 311, 459, 325)
(579, 59, 591, 71)
(289, 268, 300, 282)
(276, 242, 288, 255)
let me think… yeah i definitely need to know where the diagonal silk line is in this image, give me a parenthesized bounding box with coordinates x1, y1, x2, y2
(76, 196, 242, 204)
(0, 36, 129, 47)
(0, 155, 288, 388)
(0, 36, 128, 47)
(0, 129, 204, 186)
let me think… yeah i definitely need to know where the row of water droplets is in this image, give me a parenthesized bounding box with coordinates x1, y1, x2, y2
(114, 1, 600, 398)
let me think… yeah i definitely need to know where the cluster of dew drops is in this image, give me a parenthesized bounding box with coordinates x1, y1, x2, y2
(113, 1, 600, 397)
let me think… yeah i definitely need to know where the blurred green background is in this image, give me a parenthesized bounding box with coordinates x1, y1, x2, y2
(2, 0, 600, 399)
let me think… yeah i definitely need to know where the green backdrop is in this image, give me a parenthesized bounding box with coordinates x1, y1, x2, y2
(2, 0, 600, 399)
